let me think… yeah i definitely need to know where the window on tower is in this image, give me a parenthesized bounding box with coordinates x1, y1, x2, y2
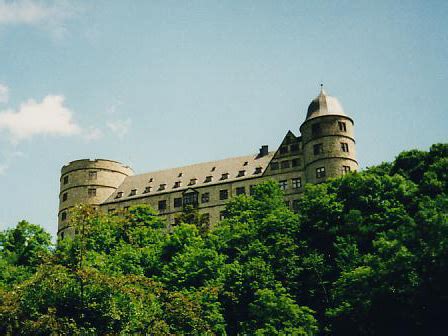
(62, 192, 68, 202)
(63, 175, 69, 184)
(316, 167, 326, 179)
(312, 123, 321, 136)
(341, 142, 349, 152)
(338, 121, 347, 132)
(88, 188, 96, 197)
(342, 165, 351, 175)
(313, 143, 324, 155)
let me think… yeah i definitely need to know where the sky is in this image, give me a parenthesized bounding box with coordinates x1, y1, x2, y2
(0, 0, 447, 238)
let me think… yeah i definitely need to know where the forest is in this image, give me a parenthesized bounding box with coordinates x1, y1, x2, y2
(0, 143, 447, 335)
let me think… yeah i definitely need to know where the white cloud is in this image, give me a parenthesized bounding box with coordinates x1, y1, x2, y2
(83, 127, 103, 142)
(0, 0, 77, 38)
(0, 95, 81, 143)
(0, 150, 24, 175)
(107, 119, 131, 138)
(0, 84, 9, 103)
(0, 0, 73, 25)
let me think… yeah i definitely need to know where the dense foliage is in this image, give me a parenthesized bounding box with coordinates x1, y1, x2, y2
(1, 144, 447, 335)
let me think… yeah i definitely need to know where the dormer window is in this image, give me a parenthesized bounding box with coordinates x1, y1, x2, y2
(243, 161, 248, 166)
(254, 167, 262, 174)
(116, 191, 123, 199)
(149, 177, 153, 183)
(144, 186, 152, 193)
(129, 189, 137, 196)
(221, 173, 229, 180)
(189, 178, 197, 185)
(237, 170, 245, 177)
(174, 181, 181, 188)
(204, 176, 213, 183)
(159, 184, 166, 191)
(178, 172, 183, 177)
(211, 166, 216, 172)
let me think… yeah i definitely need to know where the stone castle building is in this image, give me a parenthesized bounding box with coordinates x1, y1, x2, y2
(57, 87, 358, 239)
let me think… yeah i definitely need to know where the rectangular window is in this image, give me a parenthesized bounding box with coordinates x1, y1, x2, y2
(279, 180, 287, 190)
(221, 173, 229, 180)
(313, 143, 324, 155)
(219, 189, 229, 200)
(279, 146, 288, 154)
(88, 171, 97, 180)
(292, 177, 302, 189)
(189, 178, 197, 185)
(61, 211, 67, 221)
(63, 175, 69, 184)
(204, 176, 213, 183)
(129, 189, 137, 196)
(174, 197, 182, 207)
(236, 186, 245, 195)
(124, 206, 130, 212)
(281, 161, 290, 169)
(159, 184, 166, 191)
(144, 186, 152, 193)
(342, 165, 351, 175)
(183, 193, 198, 206)
(174, 217, 181, 225)
(219, 211, 227, 221)
(292, 158, 301, 167)
(116, 191, 123, 199)
(174, 181, 181, 188)
(108, 208, 115, 213)
(62, 192, 68, 202)
(201, 192, 210, 203)
(312, 123, 321, 136)
(290, 144, 299, 152)
(158, 200, 167, 211)
(254, 167, 262, 174)
(316, 167, 326, 178)
(88, 188, 96, 197)
(271, 162, 279, 170)
(292, 199, 300, 213)
(338, 121, 347, 132)
(341, 142, 349, 152)
(250, 185, 256, 196)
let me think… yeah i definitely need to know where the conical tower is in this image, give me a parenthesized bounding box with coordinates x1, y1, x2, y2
(300, 86, 358, 184)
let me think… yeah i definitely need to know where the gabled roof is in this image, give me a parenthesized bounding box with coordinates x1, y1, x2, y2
(104, 151, 275, 203)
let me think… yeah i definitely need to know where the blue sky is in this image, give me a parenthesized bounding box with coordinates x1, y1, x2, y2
(0, 0, 447, 237)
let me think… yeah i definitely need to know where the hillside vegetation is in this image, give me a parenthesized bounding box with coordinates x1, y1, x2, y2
(1, 144, 447, 335)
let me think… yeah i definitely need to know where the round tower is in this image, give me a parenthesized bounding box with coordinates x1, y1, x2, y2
(300, 86, 358, 184)
(58, 159, 134, 239)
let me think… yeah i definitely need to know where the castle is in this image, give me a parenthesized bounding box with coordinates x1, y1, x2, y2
(57, 87, 358, 239)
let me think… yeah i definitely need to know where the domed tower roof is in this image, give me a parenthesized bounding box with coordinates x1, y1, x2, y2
(305, 86, 346, 121)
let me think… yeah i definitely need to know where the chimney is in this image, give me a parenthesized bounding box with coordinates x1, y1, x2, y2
(259, 145, 269, 157)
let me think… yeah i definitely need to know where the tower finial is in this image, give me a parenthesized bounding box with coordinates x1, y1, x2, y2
(320, 83, 325, 95)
